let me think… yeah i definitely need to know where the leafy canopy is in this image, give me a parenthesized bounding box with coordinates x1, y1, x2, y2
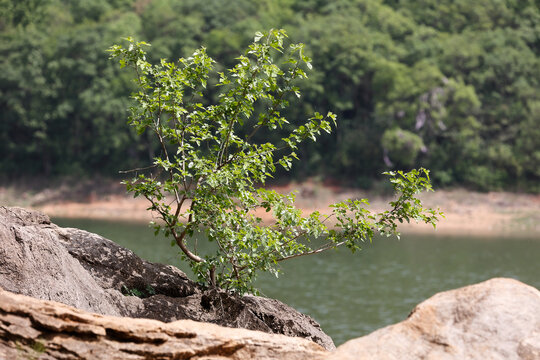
(109, 29, 442, 294)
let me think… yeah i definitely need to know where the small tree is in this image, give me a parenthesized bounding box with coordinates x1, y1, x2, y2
(109, 29, 442, 294)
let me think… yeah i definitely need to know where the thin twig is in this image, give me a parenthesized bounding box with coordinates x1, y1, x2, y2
(119, 164, 157, 174)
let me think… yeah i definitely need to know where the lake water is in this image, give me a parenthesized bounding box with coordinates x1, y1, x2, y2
(54, 217, 540, 346)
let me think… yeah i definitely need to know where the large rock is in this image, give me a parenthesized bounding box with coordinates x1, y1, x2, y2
(1, 277, 538, 359)
(0, 206, 127, 316)
(2, 206, 539, 359)
(0, 287, 328, 360)
(0, 206, 334, 350)
(328, 278, 540, 360)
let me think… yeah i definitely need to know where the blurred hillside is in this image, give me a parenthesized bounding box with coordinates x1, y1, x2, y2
(1, 0, 539, 192)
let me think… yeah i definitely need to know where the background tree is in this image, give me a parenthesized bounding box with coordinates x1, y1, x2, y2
(1, 0, 538, 192)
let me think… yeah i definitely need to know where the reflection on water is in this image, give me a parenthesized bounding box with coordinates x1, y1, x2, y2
(54, 217, 540, 346)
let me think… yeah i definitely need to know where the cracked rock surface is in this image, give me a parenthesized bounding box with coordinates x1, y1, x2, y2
(1, 206, 539, 359)
(0, 206, 335, 350)
(0, 288, 327, 360)
(1, 275, 538, 359)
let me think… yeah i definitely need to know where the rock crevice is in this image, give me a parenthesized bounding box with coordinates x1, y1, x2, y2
(1, 207, 539, 359)
(0, 206, 335, 350)
(0, 288, 327, 360)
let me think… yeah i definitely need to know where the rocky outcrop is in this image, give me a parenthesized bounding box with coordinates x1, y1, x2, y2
(1, 278, 539, 359)
(0, 206, 334, 350)
(0, 206, 127, 316)
(2, 206, 539, 359)
(328, 278, 540, 360)
(0, 287, 327, 360)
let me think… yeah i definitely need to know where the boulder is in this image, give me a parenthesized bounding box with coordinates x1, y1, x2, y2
(0, 287, 328, 360)
(0, 206, 127, 316)
(0, 206, 334, 350)
(328, 278, 540, 360)
(1, 277, 538, 360)
(2, 206, 539, 359)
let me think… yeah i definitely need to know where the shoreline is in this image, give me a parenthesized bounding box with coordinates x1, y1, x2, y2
(2, 180, 539, 239)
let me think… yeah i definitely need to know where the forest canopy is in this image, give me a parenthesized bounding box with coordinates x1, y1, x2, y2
(1, 0, 539, 192)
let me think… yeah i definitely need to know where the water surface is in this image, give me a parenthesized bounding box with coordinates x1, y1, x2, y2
(54, 217, 540, 346)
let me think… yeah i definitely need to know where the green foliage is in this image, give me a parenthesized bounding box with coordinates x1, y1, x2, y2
(110, 30, 442, 294)
(121, 284, 156, 298)
(0, 0, 143, 176)
(381, 128, 425, 167)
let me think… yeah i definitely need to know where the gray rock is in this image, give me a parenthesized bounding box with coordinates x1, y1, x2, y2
(2, 207, 539, 359)
(0, 206, 124, 316)
(0, 206, 335, 350)
(328, 278, 540, 360)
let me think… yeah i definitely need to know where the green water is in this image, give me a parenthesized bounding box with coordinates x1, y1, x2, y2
(54, 217, 540, 346)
